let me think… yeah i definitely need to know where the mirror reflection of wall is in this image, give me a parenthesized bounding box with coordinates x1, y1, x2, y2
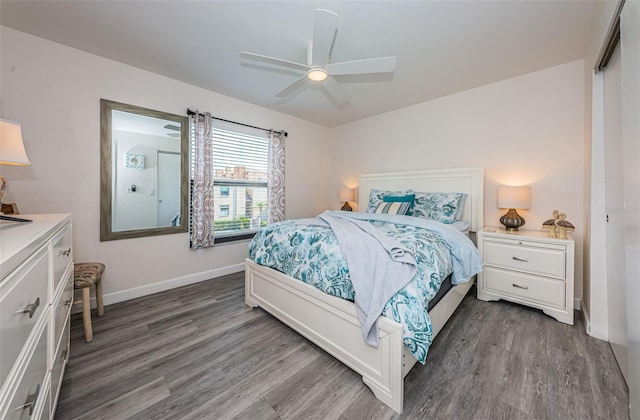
(111, 124, 181, 230)
(100, 99, 188, 241)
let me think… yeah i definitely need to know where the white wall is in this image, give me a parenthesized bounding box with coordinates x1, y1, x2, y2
(0, 26, 596, 315)
(329, 60, 586, 305)
(0, 26, 331, 302)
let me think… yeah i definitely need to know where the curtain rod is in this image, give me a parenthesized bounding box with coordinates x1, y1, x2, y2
(187, 108, 288, 137)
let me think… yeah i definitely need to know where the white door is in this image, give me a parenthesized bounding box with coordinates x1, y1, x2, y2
(604, 44, 629, 381)
(157, 151, 181, 227)
(621, 2, 640, 416)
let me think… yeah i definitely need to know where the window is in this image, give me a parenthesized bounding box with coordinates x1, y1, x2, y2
(210, 124, 269, 243)
(190, 114, 284, 249)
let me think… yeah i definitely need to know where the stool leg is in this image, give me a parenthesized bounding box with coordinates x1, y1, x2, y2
(96, 278, 104, 317)
(82, 287, 94, 343)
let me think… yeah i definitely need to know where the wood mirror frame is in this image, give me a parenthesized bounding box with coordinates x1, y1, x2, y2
(100, 99, 189, 241)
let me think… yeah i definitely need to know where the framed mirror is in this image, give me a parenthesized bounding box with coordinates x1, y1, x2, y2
(100, 99, 189, 241)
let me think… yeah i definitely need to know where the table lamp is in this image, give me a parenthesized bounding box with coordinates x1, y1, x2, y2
(497, 185, 530, 231)
(339, 188, 355, 211)
(0, 119, 32, 222)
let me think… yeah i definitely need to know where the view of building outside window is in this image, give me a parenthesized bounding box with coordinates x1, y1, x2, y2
(212, 127, 269, 238)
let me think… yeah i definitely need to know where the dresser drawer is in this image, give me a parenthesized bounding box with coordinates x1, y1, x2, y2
(51, 224, 72, 292)
(484, 241, 565, 279)
(52, 271, 73, 354)
(484, 266, 565, 309)
(0, 248, 49, 387)
(3, 323, 48, 420)
(50, 317, 69, 415)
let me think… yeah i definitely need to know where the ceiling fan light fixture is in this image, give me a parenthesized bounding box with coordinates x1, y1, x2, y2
(307, 68, 328, 82)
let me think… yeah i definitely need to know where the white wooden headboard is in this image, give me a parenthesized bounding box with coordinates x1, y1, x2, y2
(359, 167, 484, 232)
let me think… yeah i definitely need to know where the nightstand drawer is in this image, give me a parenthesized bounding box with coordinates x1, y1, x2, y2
(484, 241, 565, 279)
(484, 266, 565, 309)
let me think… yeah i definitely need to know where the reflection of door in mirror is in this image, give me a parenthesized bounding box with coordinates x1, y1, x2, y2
(157, 151, 181, 227)
(100, 99, 188, 241)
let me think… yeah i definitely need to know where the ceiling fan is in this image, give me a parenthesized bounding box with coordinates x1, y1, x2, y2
(164, 124, 180, 138)
(241, 9, 396, 105)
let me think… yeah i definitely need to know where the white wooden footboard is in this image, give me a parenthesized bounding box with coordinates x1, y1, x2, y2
(245, 259, 405, 413)
(246, 258, 476, 413)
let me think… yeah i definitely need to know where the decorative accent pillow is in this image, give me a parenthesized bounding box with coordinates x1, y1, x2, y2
(374, 201, 412, 215)
(382, 194, 416, 203)
(407, 191, 465, 224)
(454, 193, 468, 221)
(366, 189, 407, 213)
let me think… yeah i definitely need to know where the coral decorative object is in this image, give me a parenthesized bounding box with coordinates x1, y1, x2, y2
(542, 210, 575, 239)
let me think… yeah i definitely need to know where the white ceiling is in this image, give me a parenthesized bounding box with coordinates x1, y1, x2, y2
(0, 1, 603, 127)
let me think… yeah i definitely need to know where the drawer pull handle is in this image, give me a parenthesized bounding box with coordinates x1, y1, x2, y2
(59, 248, 71, 257)
(16, 297, 40, 319)
(512, 283, 529, 290)
(512, 256, 529, 262)
(16, 383, 40, 415)
(61, 347, 68, 360)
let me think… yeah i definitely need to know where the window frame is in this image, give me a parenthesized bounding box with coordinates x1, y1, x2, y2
(190, 122, 270, 246)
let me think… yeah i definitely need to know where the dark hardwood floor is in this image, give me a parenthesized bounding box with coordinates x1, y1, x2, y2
(55, 272, 629, 419)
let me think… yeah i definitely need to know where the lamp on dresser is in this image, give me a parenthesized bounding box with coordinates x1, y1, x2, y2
(339, 187, 355, 211)
(497, 185, 530, 231)
(0, 119, 32, 222)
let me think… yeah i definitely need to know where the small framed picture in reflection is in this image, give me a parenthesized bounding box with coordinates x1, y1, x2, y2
(125, 152, 145, 169)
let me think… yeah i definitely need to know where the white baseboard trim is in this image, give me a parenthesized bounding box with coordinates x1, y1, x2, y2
(581, 301, 608, 341)
(581, 302, 591, 335)
(574, 297, 581, 311)
(72, 263, 245, 314)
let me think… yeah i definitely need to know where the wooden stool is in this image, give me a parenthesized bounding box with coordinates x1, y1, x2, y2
(74, 262, 105, 343)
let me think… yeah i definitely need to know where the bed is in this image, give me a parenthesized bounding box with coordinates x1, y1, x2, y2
(245, 167, 484, 413)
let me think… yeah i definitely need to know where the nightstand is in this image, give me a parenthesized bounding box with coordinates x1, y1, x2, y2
(476, 227, 574, 325)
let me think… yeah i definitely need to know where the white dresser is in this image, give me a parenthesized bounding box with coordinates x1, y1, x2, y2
(476, 227, 574, 325)
(0, 214, 73, 419)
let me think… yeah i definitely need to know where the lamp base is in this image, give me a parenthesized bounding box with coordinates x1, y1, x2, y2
(341, 202, 353, 211)
(0, 176, 31, 222)
(500, 208, 525, 231)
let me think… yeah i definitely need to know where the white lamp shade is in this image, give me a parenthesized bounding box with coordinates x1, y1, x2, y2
(0, 119, 31, 166)
(339, 187, 355, 202)
(497, 186, 530, 209)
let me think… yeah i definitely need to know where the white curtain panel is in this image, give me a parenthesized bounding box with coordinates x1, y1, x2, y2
(268, 130, 285, 223)
(190, 112, 215, 249)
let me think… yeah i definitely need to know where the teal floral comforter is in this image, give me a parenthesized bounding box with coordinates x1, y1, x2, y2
(248, 213, 478, 364)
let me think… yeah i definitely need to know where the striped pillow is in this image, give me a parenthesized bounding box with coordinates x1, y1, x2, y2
(374, 201, 412, 215)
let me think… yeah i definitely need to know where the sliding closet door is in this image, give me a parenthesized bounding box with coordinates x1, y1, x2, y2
(621, 2, 640, 417)
(604, 44, 629, 381)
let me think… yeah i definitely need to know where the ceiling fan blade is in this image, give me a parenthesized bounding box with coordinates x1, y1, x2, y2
(275, 75, 308, 98)
(241, 51, 309, 72)
(164, 124, 180, 131)
(326, 56, 397, 76)
(310, 9, 339, 67)
(321, 77, 351, 104)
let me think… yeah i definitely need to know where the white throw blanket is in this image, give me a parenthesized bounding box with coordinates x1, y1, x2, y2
(308, 211, 418, 346)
